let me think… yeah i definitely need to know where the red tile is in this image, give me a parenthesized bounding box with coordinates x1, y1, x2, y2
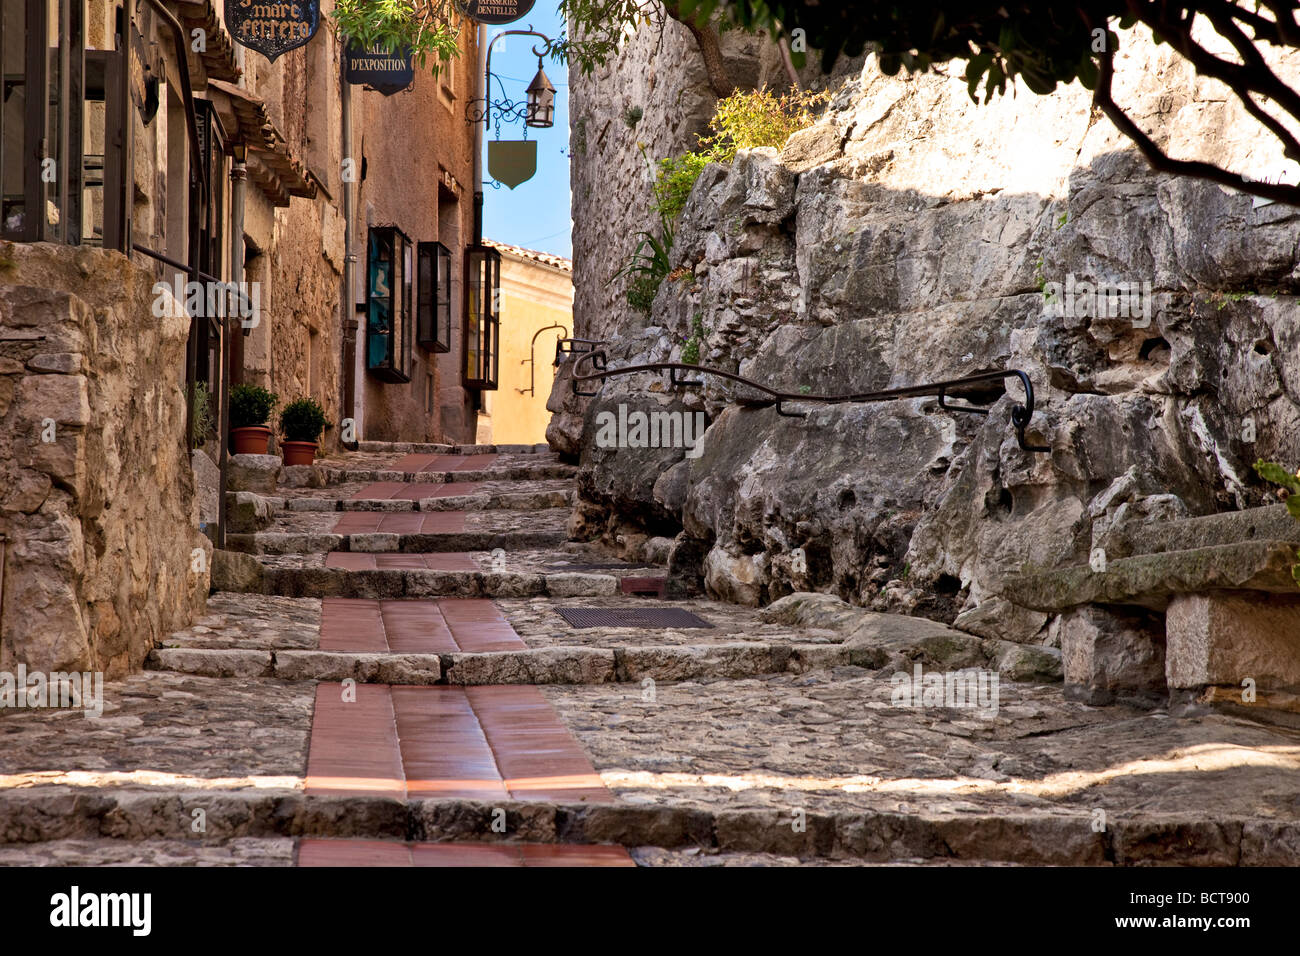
(465, 687, 612, 803)
(519, 844, 636, 867)
(351, 482, 405, 500)
(391, 454, 439, 472)
(411, 844, 523, 867)
(334, 513, 382, 534)
(421, 482, 483, 498)
(371, 554, 433, 570)
(305, 684, 404, 798)
(320, 598, 387, 652)
(418, 512, 468, 534)
(374, 513, 425, 534)
(382, 602, 457, 654)
(392, 686, 507, 801)
(298, 840, 413, 867)
(419, 553, 479, 571)
(324, 552, 377, 570)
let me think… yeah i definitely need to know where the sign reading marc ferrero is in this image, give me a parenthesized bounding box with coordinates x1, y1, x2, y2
(226, 0, 320, 61)
(454, 0, 535, 25)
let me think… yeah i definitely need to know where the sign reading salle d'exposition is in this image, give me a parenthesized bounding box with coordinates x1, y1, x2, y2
(225, 0, 320, 61)
(344, 43, 415, 96)
(454, 0, 535, 25)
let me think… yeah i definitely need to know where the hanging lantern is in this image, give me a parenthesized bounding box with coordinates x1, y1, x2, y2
(525, 61, 556, 129)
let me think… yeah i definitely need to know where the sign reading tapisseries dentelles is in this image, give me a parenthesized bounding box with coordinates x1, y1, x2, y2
(454, 0, 535, 25)
(226, 0, 320, 62)
(344, 43, 415, 96)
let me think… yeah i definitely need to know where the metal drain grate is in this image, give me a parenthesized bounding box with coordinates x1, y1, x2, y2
(556, 607, 714, 629)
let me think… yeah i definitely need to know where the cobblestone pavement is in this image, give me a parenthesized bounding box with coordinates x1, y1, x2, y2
(4, 445, 1299, 867)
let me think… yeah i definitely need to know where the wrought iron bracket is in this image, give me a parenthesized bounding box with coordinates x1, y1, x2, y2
(566, 349, 1052, 454)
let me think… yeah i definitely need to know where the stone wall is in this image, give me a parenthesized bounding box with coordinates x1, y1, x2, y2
(0, 243, 210, 677)
(557, 27, 1300, 637)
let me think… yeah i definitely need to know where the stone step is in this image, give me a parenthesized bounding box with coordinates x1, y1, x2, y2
(224, 529, 569, 555)
(256, 489, 574, 513)
(1108, 504, 1300, 557)
(355, 441, 552, 455)
(1000, 540, 1300, 613)
(0, 789, 1289, 865)
(211, 553, 623, 599)
(323, 464, 577, 485)
(147, 641, 849, 685)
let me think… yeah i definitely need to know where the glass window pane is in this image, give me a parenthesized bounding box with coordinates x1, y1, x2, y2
(44, 0, 61, 240)
(1, 0, 27, 236)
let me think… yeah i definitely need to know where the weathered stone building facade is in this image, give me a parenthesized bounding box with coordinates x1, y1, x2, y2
(0, 0, 485, 673)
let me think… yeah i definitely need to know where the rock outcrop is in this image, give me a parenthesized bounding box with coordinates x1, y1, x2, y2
(556, 27, 1300, 655)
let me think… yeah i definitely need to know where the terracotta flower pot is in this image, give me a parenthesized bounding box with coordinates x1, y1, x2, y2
(232, 425, 272, 455)
(281, 440, 318, 466)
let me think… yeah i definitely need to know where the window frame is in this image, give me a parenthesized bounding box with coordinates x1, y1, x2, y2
(417, 240, 452, 353)
(2, 0, 85, 244)
(365, 224, 413, 384)
(462, 244, 500, 391)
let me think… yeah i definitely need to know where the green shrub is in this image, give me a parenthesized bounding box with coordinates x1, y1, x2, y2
(279, 398, 328, 444)
(705, 87, 830, 158)
(649, 88, 829, 225)
(616, 223, 674, 316)
(653, 151, 717, 223)
(626, 274, 662, 314)
(681, 315, 706, 365)
(190, 382, 215, 449)
(229, 384, 278, 429)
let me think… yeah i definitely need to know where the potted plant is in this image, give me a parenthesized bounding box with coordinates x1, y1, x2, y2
(229, 384, 278, 455)
(278, 397, 328, 466)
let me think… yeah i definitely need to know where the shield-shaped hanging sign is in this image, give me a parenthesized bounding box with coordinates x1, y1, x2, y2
(488, 140, 537, 189)
(225, 0, 320, 62)
(344, 42, 414, 96)
(454, 0, 536, 25)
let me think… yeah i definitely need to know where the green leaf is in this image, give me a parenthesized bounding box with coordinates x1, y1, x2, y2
(1255, 460, 1300, 495)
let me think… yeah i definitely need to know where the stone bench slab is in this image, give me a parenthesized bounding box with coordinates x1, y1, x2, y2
(1000, 541, 1300, 612)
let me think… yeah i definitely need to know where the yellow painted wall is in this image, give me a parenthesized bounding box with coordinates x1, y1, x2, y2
(477, 244, 573, 445)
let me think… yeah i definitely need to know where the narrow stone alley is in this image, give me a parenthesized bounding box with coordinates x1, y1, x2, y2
(1, 442, 1297, 867)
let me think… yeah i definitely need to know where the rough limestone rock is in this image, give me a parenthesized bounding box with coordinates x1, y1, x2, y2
(211, 550, 266, 593)
(953, 597, 1048, 644)
(556, 23, 1300, 648)
(228, 454, 281, 493)
(1052, 605, 1167, 704)
(226, 492, 274, 534)
(0, 244, 207, 675)
(192, 449, 220, 533)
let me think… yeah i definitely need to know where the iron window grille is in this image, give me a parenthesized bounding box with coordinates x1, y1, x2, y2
(417, 240, 452, 353)
(462, 243, 500, 390)
(366, 224, 413, 383)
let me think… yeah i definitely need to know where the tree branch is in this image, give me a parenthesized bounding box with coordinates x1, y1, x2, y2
(1092, 45, 1300, 207)
(664, 2, 734, 97)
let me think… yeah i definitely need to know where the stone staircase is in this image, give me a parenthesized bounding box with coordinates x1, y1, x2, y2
(1, 443, 1298, 866)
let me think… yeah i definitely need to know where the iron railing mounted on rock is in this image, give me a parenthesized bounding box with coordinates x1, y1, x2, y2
(561, 343, 1051, 454)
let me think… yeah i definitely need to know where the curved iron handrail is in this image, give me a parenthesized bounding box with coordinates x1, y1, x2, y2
(568, 348, 1051, 453)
